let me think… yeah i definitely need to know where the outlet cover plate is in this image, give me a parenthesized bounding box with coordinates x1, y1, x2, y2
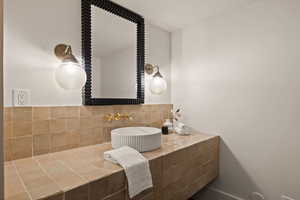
(12, 89, 30, 106)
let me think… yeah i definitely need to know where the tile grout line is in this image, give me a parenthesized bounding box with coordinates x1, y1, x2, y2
(53, 152, 105, 200)
(33, 156, 65, 197)
(103, 188, 127, 200)
(31, 109, 33, 158)
(56, 158, 89, 183)
(12, 161, 33, 200)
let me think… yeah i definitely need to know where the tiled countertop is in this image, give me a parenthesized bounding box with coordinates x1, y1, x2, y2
(5, 131, 219, 200)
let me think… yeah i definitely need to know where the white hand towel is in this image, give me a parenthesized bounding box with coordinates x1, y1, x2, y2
(104, 146, 153, 198)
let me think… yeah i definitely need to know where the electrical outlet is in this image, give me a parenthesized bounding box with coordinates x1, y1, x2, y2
(13, 89, 30, 106)
(282, 195, 295, 200)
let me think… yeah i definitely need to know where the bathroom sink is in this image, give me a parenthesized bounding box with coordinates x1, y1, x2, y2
(111, 127, 161, 152)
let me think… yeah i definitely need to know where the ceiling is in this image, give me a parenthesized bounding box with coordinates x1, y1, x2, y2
(112, 0, 254, 31)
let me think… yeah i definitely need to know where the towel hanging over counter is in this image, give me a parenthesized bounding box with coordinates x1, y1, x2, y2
(104, 146, 153, 198)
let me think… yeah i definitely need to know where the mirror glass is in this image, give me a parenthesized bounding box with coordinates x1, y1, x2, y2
(91, 5, 137, 99)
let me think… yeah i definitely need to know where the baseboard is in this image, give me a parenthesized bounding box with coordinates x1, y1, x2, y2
(193, 187, 245, 200)
(210, 187, 245, 200)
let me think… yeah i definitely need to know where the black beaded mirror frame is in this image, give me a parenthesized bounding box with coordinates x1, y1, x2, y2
(82, 0, 145, 105)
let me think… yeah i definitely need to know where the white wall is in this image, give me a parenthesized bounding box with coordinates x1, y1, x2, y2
(172, 0, 300, 199)
(4, 0, 171, 106)
(4, 0, 82, 106)
(145, 24, 171, 104)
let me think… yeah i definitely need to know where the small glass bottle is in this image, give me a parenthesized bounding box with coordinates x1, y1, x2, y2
(163, 119, 173, 133)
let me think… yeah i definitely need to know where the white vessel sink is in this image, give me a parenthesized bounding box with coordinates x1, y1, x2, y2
(111, 127, 161, 152)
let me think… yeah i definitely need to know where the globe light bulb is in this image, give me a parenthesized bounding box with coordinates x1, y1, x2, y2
(55, 62, 87, 90)
(149, 72, 167, 95)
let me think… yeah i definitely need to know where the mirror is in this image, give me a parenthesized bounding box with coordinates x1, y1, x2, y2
(82, 0, 145, 105)
(91, 6, 137, 99)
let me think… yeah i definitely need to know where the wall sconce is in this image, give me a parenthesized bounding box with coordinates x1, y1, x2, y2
(54, 44, 87, 90)
(145, 64, 167, 95)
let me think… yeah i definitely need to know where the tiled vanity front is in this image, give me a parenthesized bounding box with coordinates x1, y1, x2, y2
(5, 132, 219, 200)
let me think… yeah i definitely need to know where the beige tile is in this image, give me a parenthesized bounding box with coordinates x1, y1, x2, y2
(4, 164, 31, 200)
(163, 148, 187, 170)
(4, 140, 12, 161)
(80, 106, 93, 118)
(12, 121, 32, 137)
(33, 107, 50, 121)
(65, 184, 89, 200)
(51, 132, 70, 152)
(67, 132, 80, 148)
(4, 121, 13, 140)
(112, 105, 134, 112)
(143, 112, 152, 123)
(149, 158, 162, 188)
(14, 158, 62, 200)
(162, 149, 190, 188)
(36, 155, 88, 191)
(185, 175, 207, 198)
(65, 106, 80, 119)
(140, 192, 155, 200)
(104, 190, 126, 200)
(150, 111, 162, 123)
(53, 148, 117, 182)
(43, 193, 64, 200)
(50, 107, 67, 119)
(162, 178, 188, 200)
(135, 112, 149, 123)
(143, 148, 165, 161)
(50, 119, 66, 134)
(149, 121, 162, 129)
(161, 110, 171, 121)
(92, 159, 122, 174)
(162, 163, 186, 188)
(93, 115, 104, 128)
(184, 163, 204, 185)
(80, 117, 96, 130)
(103, 127, 112, 142)
(66, 118, 80, 131)
(5, 161, 13, 168)
(33, 134, 51, 156)
(79, 129, 97, 146)
(128, 188, 154, 200)
(4, 123, 220, 200)
(6, 128, 216, 200)
(61, 160, 113, 182)
(5, 193, 31, 200)
(107, 171, 126, 195)
(91, 106, 114, 116)
(12, 107, 32, 112)
(12, 107, 32, 121)
(50, 131, 79, 152)
(89, 171, 125, 200)
(32, 120, 50, 135)
(14, 158, 44, 177)
(4, 107, 13, 122)
(93, 127, 104, 144)
(10, 137, 33, 160)
(27, 178, 63, 200)
(203, 159, 218, 183)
